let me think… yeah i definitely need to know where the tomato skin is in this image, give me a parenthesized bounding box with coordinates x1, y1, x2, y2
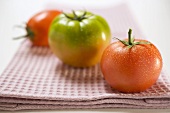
(101, 39, 163, 93)
(49, 11, 111, 67)
(27, 10, 61, 46)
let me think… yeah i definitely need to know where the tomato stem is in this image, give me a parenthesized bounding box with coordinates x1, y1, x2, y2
(128, 29, 133, 45)
(114, 28, 150, 48)
(13, 25, 34, 40)
(63, 11, 87, 21)
(72, 10, 78, 20)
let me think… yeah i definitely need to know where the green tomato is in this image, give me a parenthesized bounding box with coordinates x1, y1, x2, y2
(49, 10, 111, 67)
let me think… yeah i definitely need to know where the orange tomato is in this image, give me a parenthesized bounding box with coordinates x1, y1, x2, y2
(14, 10, 61, 46)
(100, 29, 163, 93)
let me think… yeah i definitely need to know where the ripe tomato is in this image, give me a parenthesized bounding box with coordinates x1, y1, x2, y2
(101, 29, 163, 93)
(14, 10, 61, 46)
(49, 11, 111, 67)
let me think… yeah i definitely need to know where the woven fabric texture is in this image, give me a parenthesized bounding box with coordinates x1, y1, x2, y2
(0, 3, 170, 111)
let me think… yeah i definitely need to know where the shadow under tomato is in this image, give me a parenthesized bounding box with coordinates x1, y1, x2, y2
(53, 62, 114, 94)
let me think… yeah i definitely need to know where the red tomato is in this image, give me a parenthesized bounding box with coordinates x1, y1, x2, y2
(14, 10, 61, 46)
(100, 29, 163, 93)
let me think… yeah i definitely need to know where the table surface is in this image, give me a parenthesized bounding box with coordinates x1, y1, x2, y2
(0, 0, 170, 113)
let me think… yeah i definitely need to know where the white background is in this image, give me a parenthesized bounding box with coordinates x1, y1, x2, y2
(0, 0, 170, 113)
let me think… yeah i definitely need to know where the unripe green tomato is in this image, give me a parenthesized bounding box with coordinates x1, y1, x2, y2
(49, 10, 111, 67)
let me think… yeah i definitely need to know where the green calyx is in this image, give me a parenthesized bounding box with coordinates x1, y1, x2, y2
(114, 29, 150, 48)
(63, 11, 88, 21)
(13, 24, 34, 40)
